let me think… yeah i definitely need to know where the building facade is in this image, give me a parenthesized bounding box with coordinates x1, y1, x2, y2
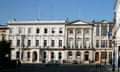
(7, 19, 66, 63)
(93, 20, 114, 64)
(7, 19, 114, 64)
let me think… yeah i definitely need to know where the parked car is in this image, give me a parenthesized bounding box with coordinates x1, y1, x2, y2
(46, 60, 60, 67)
(72, 60, 78, 64)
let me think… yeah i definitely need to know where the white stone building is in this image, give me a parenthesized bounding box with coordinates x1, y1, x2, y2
(113, 0, 120, 69)
(7, 19, 66, 63)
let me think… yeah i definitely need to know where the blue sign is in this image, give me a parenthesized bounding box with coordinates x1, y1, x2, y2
(108, 32, 111, 39)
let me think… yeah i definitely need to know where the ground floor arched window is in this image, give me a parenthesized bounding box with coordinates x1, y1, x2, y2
(32, 51, 37, 62)
(84, 51, 89, 61)
(76, 51, 80, 60)
(67, 51, 72, 60)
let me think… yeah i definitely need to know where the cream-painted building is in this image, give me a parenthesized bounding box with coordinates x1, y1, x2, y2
(6, 19, 114, 64)
(93, 20, 114, 64)
(7, 19, 66, 63)
(64, 20, 114, 64)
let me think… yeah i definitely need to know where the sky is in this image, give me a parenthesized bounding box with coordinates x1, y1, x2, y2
(0, 0, 114, 25)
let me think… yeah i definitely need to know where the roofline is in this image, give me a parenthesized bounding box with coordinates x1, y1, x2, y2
(8, 20, 66, 24)
(66, 19, 92, 24)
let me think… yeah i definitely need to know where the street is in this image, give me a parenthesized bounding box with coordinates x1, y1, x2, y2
(0, 64, 112, 72)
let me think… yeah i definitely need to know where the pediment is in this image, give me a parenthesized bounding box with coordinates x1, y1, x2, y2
(68, 20, 92, 25)
(100, 20, 110, 23)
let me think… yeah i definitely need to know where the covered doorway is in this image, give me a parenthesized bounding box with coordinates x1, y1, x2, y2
(95, 52, 99, 61)
(32, 51, 37, 62)
(84, 51, 89, 61)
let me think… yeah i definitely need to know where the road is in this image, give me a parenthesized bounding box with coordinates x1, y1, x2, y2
(0, 64, 112, 72)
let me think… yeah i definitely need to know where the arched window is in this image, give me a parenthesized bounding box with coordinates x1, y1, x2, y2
(84, 51, 89, 61)
(67, 51, 72, 59)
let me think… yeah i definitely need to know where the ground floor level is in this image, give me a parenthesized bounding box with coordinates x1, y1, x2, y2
(11, 48, 112, 64)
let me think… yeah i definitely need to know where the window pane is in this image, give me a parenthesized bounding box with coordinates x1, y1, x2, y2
(51, 28, 55, 33)
(101, 40, 107, 48)
(109, 40, 112, 48)
(101, 52, 107, 59)
(59, 28, 63, 33)
(27, 40, 31, 47)
(44, 28, 48, 33)
(96, 40, 99, 48)
(28, 28, 31, 33)
(18, 27, 22, 33)
(96, 25, 99, 36)
(51, 40, 55, 47)
(17, 39, 20, 47)
(69, 29, 73, 34)
(36, 40, 39, 47)
(36, 28, 40, 33)
(9, 28, 13, 33)
(44, 40, 47, 47)
(101, 25, 107, 36)
(76, 29, 81, 34)
(59, 40, 62, 47)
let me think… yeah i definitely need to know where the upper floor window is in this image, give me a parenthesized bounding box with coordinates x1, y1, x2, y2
(28, 28, 31, 33)
(59, 28, 63, 33)
(27, 40, 31, 47)
(96, 24, 99, 36)
(59, 40, 62, 47)
(109, 25, 112, 32)
(68, 40, 73, 48)
(16, 39, 20, 47)
(44, 28, 48, 33)
(9, 28, 13, 33)
(101, 25, 107, 36)
(84, 29, 89, 34)
(109, 40, 112, 48)
(36, 28, 40, 33)
(101, 40, 107, 48)
(44, 40, 47, 47)
(18, 27, 22, 33)
(96, 40, 99, 48)
(76, 40, 81, 48)
(76, 29, 81, 34)
(51, 28, 55, 33)
(35, 40, 39, 47)
(69, 29, 73, 34)
(51, 40, 55, 47)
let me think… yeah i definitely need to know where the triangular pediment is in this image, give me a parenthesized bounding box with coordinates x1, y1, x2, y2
(100, 20, 110, 23)
(67, 19, 92, 25)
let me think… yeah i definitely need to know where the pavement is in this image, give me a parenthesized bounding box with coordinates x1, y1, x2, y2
(0, 64, 114, 72)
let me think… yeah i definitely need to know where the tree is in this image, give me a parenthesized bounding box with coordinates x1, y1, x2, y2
(0, 39, 11, 63)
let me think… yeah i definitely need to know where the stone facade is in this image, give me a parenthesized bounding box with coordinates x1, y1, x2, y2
(6, 19, 114, 64)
